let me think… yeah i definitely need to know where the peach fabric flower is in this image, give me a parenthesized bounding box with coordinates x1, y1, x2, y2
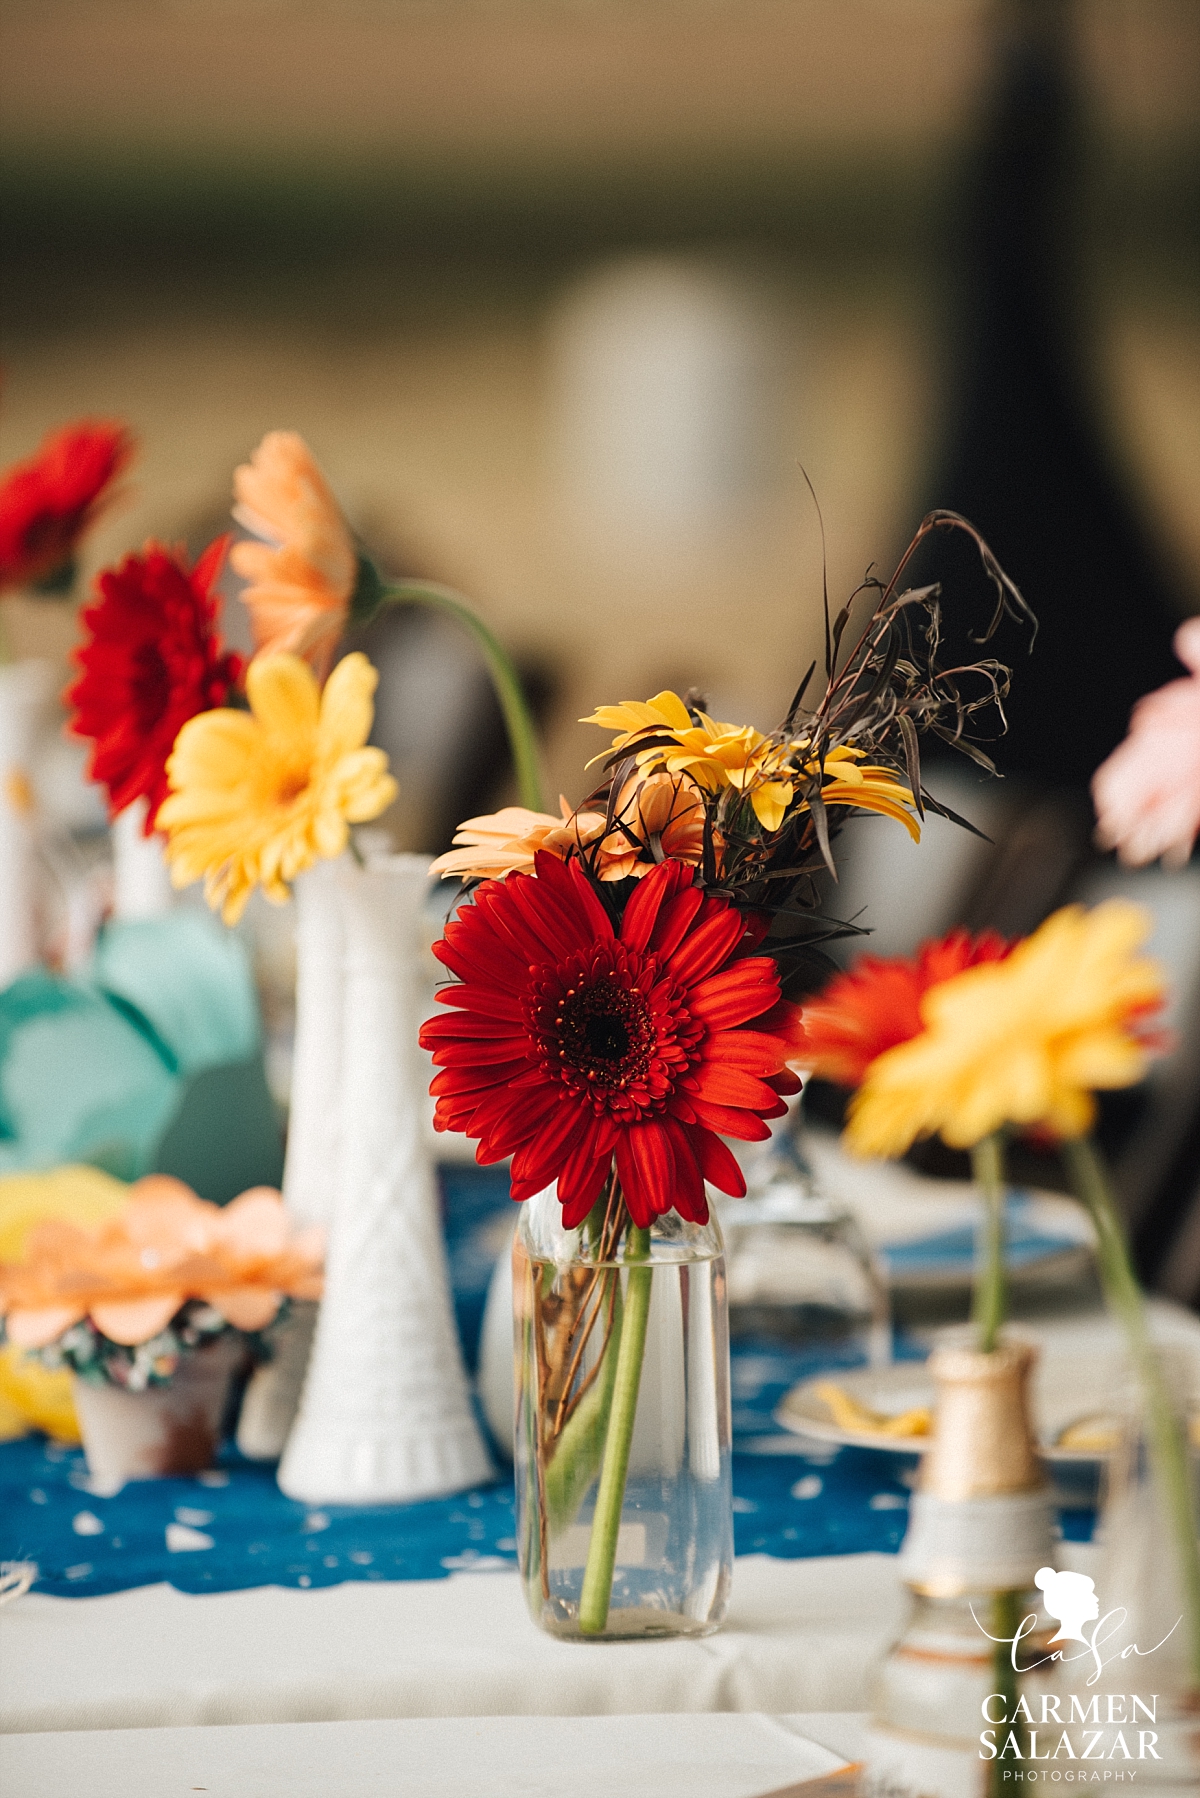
(0, 1176, 324, 1349)
(1093, 617, 1200, 870)
(230, 431, 357, 681)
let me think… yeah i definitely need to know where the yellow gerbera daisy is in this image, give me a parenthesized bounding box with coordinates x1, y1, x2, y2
(158, 652, 398, 923)
(845, 900, 1165, 1158)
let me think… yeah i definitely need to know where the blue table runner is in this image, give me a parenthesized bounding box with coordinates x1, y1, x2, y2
(0, 1168, 1089, 1599)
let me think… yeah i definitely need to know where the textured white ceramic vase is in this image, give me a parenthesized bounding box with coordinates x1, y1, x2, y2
(237, 859, 346, 1460)
(111, 798, 174, 921)
(277, 853, 492, 1503)
(0, 659, 51, 986)
(236, 858, 343, 1457)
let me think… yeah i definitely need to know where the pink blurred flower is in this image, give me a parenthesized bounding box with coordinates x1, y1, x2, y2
(1092, 619, 1200, 870)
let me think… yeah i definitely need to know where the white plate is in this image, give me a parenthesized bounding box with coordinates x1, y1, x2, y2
(775, 1341, 1200, 1467)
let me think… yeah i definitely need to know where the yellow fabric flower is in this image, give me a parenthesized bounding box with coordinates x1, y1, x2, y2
(584, 690, 920, 838)
(158, 652, 398, 923)
(845, 900, 1165, 1158)
(230, 431, 357, 681)
(584, 689, 797, 831)
(797, 743, 920, 843)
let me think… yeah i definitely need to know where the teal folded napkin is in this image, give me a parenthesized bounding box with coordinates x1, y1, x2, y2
(0, 914, 283, 1201)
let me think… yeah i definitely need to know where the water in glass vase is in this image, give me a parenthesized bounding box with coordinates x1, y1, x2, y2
(513, 1182, 732, 1641)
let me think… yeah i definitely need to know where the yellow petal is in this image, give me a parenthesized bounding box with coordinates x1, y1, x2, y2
(246, 654, 321, 744)
(318, 651, 378, 761)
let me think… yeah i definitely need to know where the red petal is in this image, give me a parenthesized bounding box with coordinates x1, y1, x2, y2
(647, 883, 704, 959)
(664, 903, 745, 989)
(691, 1128, 746, 1197)
(616, 1120, 677, 1224)
(430, 1060, 528, 1096)
(619, 857, 693, 953)
(687, 961, 781, 1030)
(432, 983, 523, 1021)
(192, 532, 232, 594)
(420, 1012, 525, 1041)
(661, 1118, 708, 1222)
(700, 1029, 789, 1075)
(510, 1093, 584, 1187)
(688, 1097, 772, 1141)
(687, 1062, 781, 1110)
(533, 850, 614, 945)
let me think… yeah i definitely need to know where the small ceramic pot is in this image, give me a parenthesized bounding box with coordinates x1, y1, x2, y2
(72, 1333, 246, 1490)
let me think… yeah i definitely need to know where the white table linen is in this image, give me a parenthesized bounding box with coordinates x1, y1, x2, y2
(0, 1710, 867, 1798)
(0, 1554, 905, 1735)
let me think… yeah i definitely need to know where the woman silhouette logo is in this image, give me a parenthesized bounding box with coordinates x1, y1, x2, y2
(1035, 1566, 1101, 1644)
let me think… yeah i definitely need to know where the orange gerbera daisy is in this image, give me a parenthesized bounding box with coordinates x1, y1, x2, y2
(230, 431, 357, 681)
(799, 927, 1013, 1086)
(591, 771, 706, 881)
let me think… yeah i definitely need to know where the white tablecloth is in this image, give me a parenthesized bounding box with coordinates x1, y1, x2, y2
(0, 1554, 906, 1736)
(0, 1710, 868, 1798)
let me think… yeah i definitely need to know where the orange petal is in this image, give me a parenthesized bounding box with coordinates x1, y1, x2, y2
(5, 1305, 87, 1348)
(201, 1288, 280, 1332)
(89, 1294, 185, 1345)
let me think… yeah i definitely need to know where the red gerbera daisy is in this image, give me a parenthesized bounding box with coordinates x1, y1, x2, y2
(66, 537, 243, 832)
(421, 853, 807, 1229)
(799, 926, 1013, 1088)
(0, 420, 134, 592)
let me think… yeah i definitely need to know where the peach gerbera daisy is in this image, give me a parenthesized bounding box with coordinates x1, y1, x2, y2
(230, 431, 357, 681)
(158, 651, 398, 923)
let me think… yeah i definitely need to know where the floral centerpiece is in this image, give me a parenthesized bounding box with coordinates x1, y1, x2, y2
(421, 510, 1033, 1639)
(0, 1176, 323, 1483)
(800, 901, 1200, 1785)
(136, 429, 542, 1501)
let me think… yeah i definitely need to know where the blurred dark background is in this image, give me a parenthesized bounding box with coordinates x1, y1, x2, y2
(2, 0, 1198, 1291)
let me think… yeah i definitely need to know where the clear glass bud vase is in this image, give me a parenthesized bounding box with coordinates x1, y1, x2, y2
(513, 1182, 733, 1641)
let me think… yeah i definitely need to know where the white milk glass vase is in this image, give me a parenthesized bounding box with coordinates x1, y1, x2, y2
(513, 1182, 732, 1641)
(237, 857, 345, 1460)
(277, 853, 492, 1503)
(0, 659, 51, 986)
(110, 797, 174, 921)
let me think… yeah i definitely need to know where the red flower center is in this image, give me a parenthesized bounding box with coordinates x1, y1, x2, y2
(549, 975, 654, 1089)
(527, 945, 700, 1117)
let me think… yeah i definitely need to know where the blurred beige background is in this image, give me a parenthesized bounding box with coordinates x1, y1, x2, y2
(1, 0, 1197, 824)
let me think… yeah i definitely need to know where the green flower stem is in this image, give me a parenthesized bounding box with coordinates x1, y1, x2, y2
(378, 581, 545, 813)
(970, 1133, 1007, 1354)
(579, 1225, 652, 1634)
(1063, 1133, 1200, 1689)
(991, 1588, 1023, 1796)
